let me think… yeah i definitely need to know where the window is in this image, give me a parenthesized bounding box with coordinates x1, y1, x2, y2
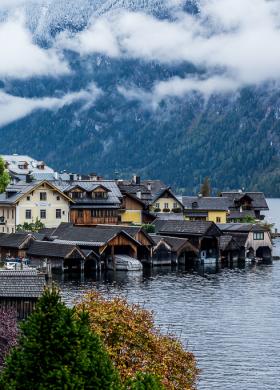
(56, 196, 61, 201)
(173, 202, 178, 209)
(12, 209, 14, 219)
(253, 232, 264, 240)
(216, 217, 221, 223)
(62, 210, 65, 215)
(155, 203, 160, 209)
(40, 210, 46, 219)
(27, 196, 31, 201)
(164, 203, 169, 209)
(40, 192, 47, 201)
(56, 209, 61, 219)
(25, 209, 32, 219)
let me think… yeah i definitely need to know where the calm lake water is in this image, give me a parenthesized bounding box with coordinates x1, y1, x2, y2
(56, 200, 280, 390)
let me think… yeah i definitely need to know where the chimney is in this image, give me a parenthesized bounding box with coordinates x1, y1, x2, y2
(54, 172, 59, 180)
(26, 173, 33, 183)
(69, 174, 74, 182)
(147, 182, 152, 191)
(136, 190, 142, 199)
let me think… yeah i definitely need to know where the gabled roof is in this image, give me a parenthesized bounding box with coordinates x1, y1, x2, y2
(27, 241, 85, 259)
(154, 220, 222, 237)
(50, 223, 143, 247)
(181, 196, 229, 211)
(219, 235, 241, 251)
(0, 180, 73, 205)
(150, 234, 198, 254)
(151, 187, 184, 208)
(0, 270, 45, 298)
(220, 192, 269, 210)
(0, 233, 34, 249)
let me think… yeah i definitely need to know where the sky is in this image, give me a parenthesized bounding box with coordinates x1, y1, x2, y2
(1, 0, 280, 125)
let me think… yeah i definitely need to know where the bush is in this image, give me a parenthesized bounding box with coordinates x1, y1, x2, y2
(142, 224, 155, 234)
(162, 208, 170, 213)
(0, 288, 120, 390)
(78, 292, 198, 390)
(0, 309, 18, 368)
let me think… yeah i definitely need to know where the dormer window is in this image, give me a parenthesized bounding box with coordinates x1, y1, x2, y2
(71, 191, 85, 199)
(192, 202, 198, 209)
(92, 191, 108, 199)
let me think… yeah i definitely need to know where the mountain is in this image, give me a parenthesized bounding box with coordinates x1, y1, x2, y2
(1, 0, 280, 196)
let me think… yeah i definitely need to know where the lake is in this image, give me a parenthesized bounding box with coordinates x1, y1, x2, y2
(56, 199, 280, 390)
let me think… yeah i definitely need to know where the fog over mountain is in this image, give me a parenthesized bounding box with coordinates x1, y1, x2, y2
(1, 0, 280, 195)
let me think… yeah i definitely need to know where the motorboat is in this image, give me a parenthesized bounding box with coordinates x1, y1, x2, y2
(107, 255, 143, 271)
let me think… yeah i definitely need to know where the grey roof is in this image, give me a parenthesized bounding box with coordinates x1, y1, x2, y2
(217, 223, 267, 233)
(181, 196, 229, 211)
(228, 210, 256, 219)
(50, 223, 142, 247)
(55, 180, 122, 206)
(141, 180, 168, 196)
(220, 192, 269, 210)
(0, 233, 33, 249)
(153, 213, 185, 221)
(2, 155, 54, 176)
(150, 234, 198, 253)
(0, 270, 45, 298)
(27, 241, 84, 259)
(154, 220, 221, 236)
(118, 183, 152, 203)
(219, 235, 241, 251)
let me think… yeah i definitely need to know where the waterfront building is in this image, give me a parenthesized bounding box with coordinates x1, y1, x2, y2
(0, 270, 45, 319)
(0, 181, 72, 233)
(180, 196, 229, 223)
(0, 232, 34, 259)
(217, 223, 272, 259)
(154, 220, 222, 262)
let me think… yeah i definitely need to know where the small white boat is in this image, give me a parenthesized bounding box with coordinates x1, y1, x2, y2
(200, 257, 217, 265)
(107, 255, 143, 271)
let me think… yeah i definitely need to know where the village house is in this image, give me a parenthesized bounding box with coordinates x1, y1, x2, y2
(220, 191, 269, 221)
(150, 187, 184, 214)
(0, 232, 35, 259)
(57, 180, 122, 226)
(217, 223, 272, 260)
(0, 181, 72, 233)
(180, 196, 229, 223)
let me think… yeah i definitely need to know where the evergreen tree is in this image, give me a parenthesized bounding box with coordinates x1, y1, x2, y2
(0, 288, 120, 390)
(125, 372, 165, 389)
(0, 157, 10, 193)
(200, 177, 211, 197)
(0, 309, 18, 368)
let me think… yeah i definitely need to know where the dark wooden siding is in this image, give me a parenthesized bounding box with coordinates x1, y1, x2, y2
(70, 209, 119, 225)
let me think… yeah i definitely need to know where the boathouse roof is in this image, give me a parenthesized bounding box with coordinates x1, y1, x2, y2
(217, 223, 267, 233)
(154, 220, 222, 237)
(150, 235, 198, 254)
(0, 270, 45, 298)
(0, 233, 34, 249)
(27, 241, 85, 259)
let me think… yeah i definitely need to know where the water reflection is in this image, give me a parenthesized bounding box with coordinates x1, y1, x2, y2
(55, 259, 280, 390)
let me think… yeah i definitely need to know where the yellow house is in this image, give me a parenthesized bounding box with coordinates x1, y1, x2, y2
(0, 181, 72, 233)
(181, 196, 228, 224)
(150, 187, 184, 214)
(120, 193, 147, 225)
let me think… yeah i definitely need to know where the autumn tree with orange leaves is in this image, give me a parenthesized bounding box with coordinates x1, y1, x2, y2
(78, 292, 198, 390)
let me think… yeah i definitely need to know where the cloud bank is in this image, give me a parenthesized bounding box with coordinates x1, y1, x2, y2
(0, 83, 102, 127)
(56, 0, 280, 100)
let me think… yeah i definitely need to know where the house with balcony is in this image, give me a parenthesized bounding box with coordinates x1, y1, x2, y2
(59, 180, 122, 226)
(220, 191, 269, 221)
(0, 180, 72, 233)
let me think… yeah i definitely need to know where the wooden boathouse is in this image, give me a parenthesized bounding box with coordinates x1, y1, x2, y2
(0, 270, 45, 320)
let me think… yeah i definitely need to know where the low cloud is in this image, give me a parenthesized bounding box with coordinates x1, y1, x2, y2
(0, 83, 102, 127)
(0, 15, 69, 79)
(58, 0, 280, 99)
